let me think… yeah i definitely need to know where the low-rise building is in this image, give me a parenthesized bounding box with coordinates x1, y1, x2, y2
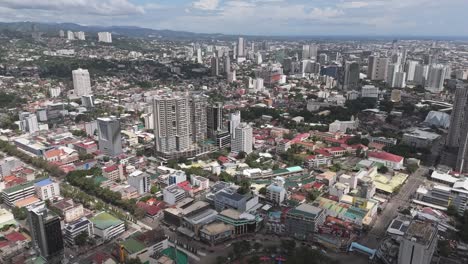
(368, 151, 404, 170)
(285, 203, 325, 240)
(217, 209, 262, 235)
(52, 198, 85, 223)
(90, 212, 125, 241)
(163, 185, 187, 205)
(34, 178, 60, 201)
(64, 217, 94, 245)
(199, 222, 234, 245)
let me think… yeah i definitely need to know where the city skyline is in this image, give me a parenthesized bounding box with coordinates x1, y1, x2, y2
(0, 0, 467, 36)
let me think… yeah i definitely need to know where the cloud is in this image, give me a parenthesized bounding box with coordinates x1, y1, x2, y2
(338, 1, 370, 9)
(192, 0, 220, 10)
(0, 0, 145, 16)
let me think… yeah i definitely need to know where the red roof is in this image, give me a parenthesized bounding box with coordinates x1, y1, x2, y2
(312, 182, 325, 190)
(327, 147, 345, 152)
(368, 151, 403, 163)
(177, 181, 193, 192)
(314, 149, 332, 157)
(5, 232, 26, 242)
(103, 165, 118, 173)
(218, 156, 229, 164)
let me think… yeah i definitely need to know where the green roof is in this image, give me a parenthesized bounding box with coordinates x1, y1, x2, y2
(273, 169, 289, 174)
(90, 212, 123, 230)
(2, 177, 48, 194)
(93, 176, 108, 184)
(161, 247, 188, 264)
(122, 238, 146, 254)
(287, 166, 303, 172)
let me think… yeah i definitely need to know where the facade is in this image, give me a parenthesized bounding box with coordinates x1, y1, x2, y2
(0, 157, 22, 177)
(214, 186, 259, 212)
(217, 209, 262, 235)
(98, 32, 112, 43)
(34, 178, 60, 201)
(328, 116, 359, 133)
(402, 129, 440, 148)
(207, 102, 224, 140)
(90, 212, 125, 241)
(405, 60, 418, 82)
(28, 203, 64, 263)
(200, 222, 234, 245)
(414, 64, 429, 85)
(98, 116, 123, 156)
(19, 112, 39, 133)
(285, 203, 325, 240)
(127, 170, 150, 195)
(231, 123, 253, 154)
(211, 57, 219, 76)
(72, 68, 92, 97)
(447, 84, 468, 148)
(229, 111, 241, 138)
(190, 94, 208, 143)
(398, 220, 437, 264)
(361, 85, 379, 99)
(2, 180, 37, 207)
(168, 170, 187, 185)
(52, 198, 84, 223)
(368, 151, 404, 170)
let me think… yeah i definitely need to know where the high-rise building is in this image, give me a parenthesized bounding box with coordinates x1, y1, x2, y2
(74, 31, 85, 40)
(59, 30, 64, 38)
(224, 55, 231, 74)
(425, 64, 447, 93)
(97, 32, 112, 43)
(447, 84, 468, 148)
(196, 48, 203, 64)
(127, 170, 150, 195)
(67, 30, 74, 40)
(232, 123, 253, 154)
(393, 72, 407, 88)
(398, 220, 437, 264)
(238, 37, 245, 57)
(190, 94, 208, 143)
(302, 44, 318, 60)
(414, 64, 429, 86)
(405, 60, 418, 82)
(72, 68, 92, 97)
(341, 61, 360, 90)
(318, 53, 328, 65)
(228, 111, 241, 139)
(368, 55, 389, 81)
(153, 94, 191, 154)
(211, 57, 219, 76)
(19, 112, 39, 133)
(28, 203, 64, 263)
(207, 102, 224, 139)
(97, 116, 123, 156)
(387, 64, 406, 88)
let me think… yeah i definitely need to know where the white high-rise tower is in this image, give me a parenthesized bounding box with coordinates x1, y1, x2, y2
(72, 68, 92, 97)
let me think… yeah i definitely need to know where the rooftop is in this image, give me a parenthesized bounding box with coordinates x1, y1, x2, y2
(90, 212, 123, 230)
(405, 219, 437, 245)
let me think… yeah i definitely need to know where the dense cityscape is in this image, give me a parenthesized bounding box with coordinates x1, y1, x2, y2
(0, 10, 467, 264)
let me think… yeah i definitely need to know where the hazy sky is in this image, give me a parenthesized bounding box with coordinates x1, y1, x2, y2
(0, 0, 467, 36)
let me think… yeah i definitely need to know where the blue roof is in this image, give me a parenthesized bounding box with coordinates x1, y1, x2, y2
(34, 178, 53, 187)
(286, 166, 303, 172)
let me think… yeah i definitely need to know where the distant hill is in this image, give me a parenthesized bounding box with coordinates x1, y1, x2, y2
(0, 21, 228, 40)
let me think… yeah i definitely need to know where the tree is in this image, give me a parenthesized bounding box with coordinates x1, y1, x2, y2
(237, 179, 251, 195)
(12, 206, 27, 220)
(259, 187, 267, 195)
(307, 190, 321, 202)
(219, 171, 235, 183)
(281, 239, 296, 255)
(74, 231, 89, 246)
(378, 166, 389, 174)
(438, 239, 451, 257)
(286, 247, 337, 264)
(150, 185, 159, 194)
(134, 207, 146, 220)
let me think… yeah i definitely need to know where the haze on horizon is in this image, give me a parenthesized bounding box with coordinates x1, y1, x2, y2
(0, 0, 467, 36)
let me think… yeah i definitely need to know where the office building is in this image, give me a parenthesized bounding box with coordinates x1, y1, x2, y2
(28, 203, 64, 263)
(214, 186, 259, 212)
(163, 185, 187, 205)
(98, 32, 112, 43)
(97, 116, 123, 156)
(318, 53, 328, 65)
(153, 94, 191, 154)
(341, 61, 359, 90)
(207, 102, 224, 139)
(425, 64, 447, 93)
(285, 203, 325, 240)
(398, 220, 437, 264)
(224, 54, 231, 74)
(128, 170, 150, 195)
(168, 171, 187, 185)
(81, 95, 95, 108)
(361, 85, 379, 99)
(18, 112, 39, 133)
(302, 44, 317, 60)
(231, 123, 253, 154)
(390, 89, 402, 102)
(368, 55, 389, 81)
(0, 157, 22, 177)
(393, 72, 406, 88)
(302, 60, 320, 74)
(64, 217, 94, 245)
(72, 68, 92, 97)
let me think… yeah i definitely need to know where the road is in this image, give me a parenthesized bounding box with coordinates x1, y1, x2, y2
(359, 166, 428, 247)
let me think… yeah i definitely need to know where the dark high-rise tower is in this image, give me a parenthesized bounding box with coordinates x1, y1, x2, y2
(28, 203, 64, 263)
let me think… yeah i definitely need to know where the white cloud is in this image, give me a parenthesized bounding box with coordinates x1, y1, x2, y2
(0, 0, 145, 16)
(338, 1, 370, 9)
(192, 0, 220, 10)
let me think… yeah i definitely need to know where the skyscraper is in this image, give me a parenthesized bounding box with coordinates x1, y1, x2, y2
(153, 94, 191, 154)
(28, 203, 64, 263)
(97, 32, 112, 43)
(196, 48, 202, 64)
(97, 116, 123, 156)
(398, 220, 437, 264)
(405, 60, 418, 82)
(224, 54, 231, 75)
(232, 123, 253, 154)
(229, 111, 241, 139)
(425, 64, 447, 93)
(72, 68, 92, 97)
(19, 112, 39, 133)
(414, 64, 429, 86)
(341, 61, 360, 90)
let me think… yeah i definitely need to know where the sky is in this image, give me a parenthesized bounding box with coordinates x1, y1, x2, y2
(0, 0, 467, 36)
